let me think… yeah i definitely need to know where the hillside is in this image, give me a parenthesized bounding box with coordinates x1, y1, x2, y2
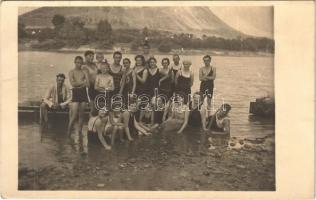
(19, 7, 247, 38)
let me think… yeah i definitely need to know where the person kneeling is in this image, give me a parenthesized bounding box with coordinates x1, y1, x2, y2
(207, 103, 231, 135)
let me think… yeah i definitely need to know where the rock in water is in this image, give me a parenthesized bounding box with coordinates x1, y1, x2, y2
(97, 183, 105, 187)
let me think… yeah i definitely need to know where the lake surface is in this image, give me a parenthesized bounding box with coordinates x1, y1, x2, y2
(18, 51, 275, 170)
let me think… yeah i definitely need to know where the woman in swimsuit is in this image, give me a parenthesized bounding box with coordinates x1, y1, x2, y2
(159, 58, 174, 100)
(88, 110, 112, 150)
(199, 55, 216, 111)
(160, 96, 190, 134)
(120, 58, 136, 106)
(175, 60, 194, 104)
(134, 55, 149, 105)
(187, 92, 210, 131)
(147, 57, 161, 98)
(207, 103, 231, 135)
(138, 103, 159, 135)
(170, 54, 183, 96)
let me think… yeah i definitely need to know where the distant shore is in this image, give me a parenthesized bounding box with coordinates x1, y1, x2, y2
(18, 42, 274, 57)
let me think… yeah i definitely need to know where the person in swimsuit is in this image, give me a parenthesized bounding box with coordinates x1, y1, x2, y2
(109, 51, 124, 96)
(108, 106, 125, 146)
(142, 43, 152, 68)
(134, 55, 148, 99)
(199, 55, 216, 111)
(175, 60, 194, 104)
(120, 58, 136, 107)
(138, 103, 159, 135)
(152, 96, 166, 124)
(159, 58, 174, 100)
(82, 50, 98, 116)
(160, 95, 190, 134)
(87, 109, 112, 151)
(187, 92, 210, 131)
(40, 73, 71, 128)
(147, 57, 160, 98)
(207, 103, 231, 135)
(170, 54, 183, 95)
(94, 62, 114, 110)
(68, 56, 90, 153)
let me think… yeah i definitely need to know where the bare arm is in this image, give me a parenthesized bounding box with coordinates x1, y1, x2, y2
(132, 71, 136, 94)
(82, 67, 91, 87)
(136, 69, 148, 84)
(119, 72, 127, 94)
(205, 67, 216, 80)
(109, 112, 124, 126)
(174, 71, 180, 86)
(96, 118, 111, 149)
(43, 86, 54, 107)
(94, 75, 103, 92)
(199, 103, 208, 131)
(162, 102, 169, 121)
(190, 71, 194, 87)
(60, 85, 72, 107)
(199, 68, 207, 81)
(108, 76, 114, 91)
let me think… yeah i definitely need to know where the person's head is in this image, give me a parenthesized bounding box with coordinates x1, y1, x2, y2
(203, 55, 212, 66)
(112, 104, 122, 114)
(74, 56, 84, 68)
(113, 51, 122, 65)
(161, 58, 170, 68)
(192, 91, 202, 103)
(100, 62, 110, 74)
(173, 54, 180, 64)
(148, 57, 157, 68)
(123, 58, 131, 69)
(128, 103, 137, 113)
(218, 103, 231, 118)
(96, 52, 104, 63)
(98, 109, 109, 118)
(84, 50, 95, 63)
(56, 73, 66, 86)
(182, 60, 192, 70)
(143, 43, 150, 54)
(135, 55, 145, 67)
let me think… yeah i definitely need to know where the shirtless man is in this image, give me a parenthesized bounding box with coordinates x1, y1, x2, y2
(82, 50, 99, 116)
(68, 56, 89, 153)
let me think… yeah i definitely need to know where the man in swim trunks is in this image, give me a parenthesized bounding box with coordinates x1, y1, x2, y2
(68, 56, 90, 153)
(40, 73, 71, 126)
(82, 50, 98, 115)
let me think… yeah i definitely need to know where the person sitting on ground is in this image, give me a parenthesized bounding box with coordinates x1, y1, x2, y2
(138, 102, 159, 135)
(107, 105, 125, 146)
(87, 109, 111, 150)
(40, 73, 71, 126)
(160, 95, 190, 134)
(207, 103, 231, 135)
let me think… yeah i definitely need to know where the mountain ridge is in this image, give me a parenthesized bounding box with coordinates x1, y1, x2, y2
(19, 7, 248, 38)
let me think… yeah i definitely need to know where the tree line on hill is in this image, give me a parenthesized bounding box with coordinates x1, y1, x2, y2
(18, 14, 274, 53)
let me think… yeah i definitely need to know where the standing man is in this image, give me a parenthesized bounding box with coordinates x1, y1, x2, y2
(109, 51, 124, 107)
(142, 43, 153, 68)
(82, 50, 98, 115)
(40, 73, 71, 127)
(170, 54, 183, 96)
(199, 55, 216, 112)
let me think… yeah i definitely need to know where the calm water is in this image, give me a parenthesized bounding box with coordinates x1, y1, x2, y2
(18, 51, 275, 169)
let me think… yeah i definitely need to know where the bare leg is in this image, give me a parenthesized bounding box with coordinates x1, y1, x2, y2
(122, 111, 133, 141)
(97, 125, 111, 150)
(78, 102, 86, 136)
(118, 126, 124, 142)
(111, 126, 118, 146)
(68, 103, 79, 135)
(89, 101, 97, 117)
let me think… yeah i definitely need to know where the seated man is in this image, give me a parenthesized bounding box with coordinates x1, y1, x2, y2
(207, 103, 231, 135)
(40, 73, 71, 125)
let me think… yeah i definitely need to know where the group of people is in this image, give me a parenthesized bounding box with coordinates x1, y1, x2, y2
(41, 44, 231, 154)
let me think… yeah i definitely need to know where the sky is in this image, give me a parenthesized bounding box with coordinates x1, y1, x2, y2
(19, 6, 273, 38)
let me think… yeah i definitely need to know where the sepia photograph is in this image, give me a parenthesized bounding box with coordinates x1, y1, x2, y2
(17, 6, 276, 191)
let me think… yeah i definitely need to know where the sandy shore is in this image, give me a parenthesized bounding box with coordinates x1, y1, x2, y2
(18, 131, 275, 191)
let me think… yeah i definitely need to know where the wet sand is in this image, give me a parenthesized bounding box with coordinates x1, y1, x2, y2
(18, 122, 275, 191)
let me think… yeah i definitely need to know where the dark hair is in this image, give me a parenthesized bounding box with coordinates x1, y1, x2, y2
(56, 73, 66, 79)
(84, 50, 94, 57)
(91, 109, 99, 117)
(74, 56, 84, 62)
(173, 54, 180, 59)
(123, 58, 131, 64)
(134, 55, 145, 66)
(161, 58, 170, 65)
(203, 55, 212, 60)
(148, 57, 157, 63)
(113, 51, 122, 58)
(221, 103, 232, 112)
(100, 62, 110, 67)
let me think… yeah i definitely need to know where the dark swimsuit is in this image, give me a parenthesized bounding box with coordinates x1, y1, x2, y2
(154, 110, 164, 124)
(188, 102, 203, 127)
(72, 87, 89, 102)
(200, 67, 214, 98)
(87, 117, 101, 144)
(135, 68, 147, 96)
(147, 69, 160, 97)
(175, 71, 191, 103)
(109, 66, 123, 96)
(159, 69, 173, 100)
(141, 112, 152, 124)
(122, 71, 134, 106)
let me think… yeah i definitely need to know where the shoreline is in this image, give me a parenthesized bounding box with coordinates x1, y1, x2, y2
(18, 45, 274, 58)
